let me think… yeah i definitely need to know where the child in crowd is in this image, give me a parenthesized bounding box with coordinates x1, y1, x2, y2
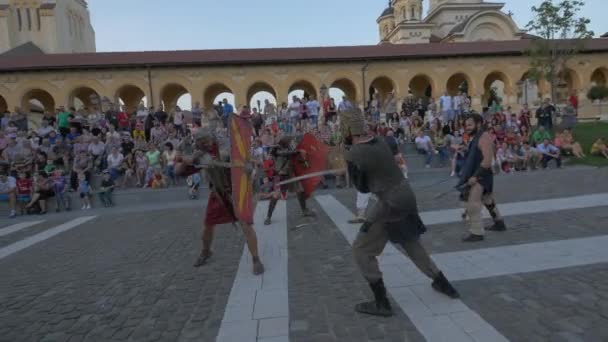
(186, 171, 201, 200)
(16, 172, 33, 215)
(98, 170, 115, 207)
(78, 172, 91, 210)
(150, 167, 166, 189)
(51, 168, 70, 212)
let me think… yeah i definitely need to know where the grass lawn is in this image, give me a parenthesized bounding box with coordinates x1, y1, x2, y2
(569, 122, 608, 167)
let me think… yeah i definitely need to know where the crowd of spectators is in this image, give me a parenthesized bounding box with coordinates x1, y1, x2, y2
(0, 89, 606, 218)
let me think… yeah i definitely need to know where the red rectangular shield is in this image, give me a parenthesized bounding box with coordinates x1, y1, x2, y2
(230, 114, 254, 223)
(292, 133, 329, 199)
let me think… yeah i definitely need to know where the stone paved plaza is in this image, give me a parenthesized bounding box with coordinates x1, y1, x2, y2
(1, 167, 607, 342)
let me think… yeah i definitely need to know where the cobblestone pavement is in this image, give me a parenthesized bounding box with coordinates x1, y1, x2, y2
(0, 208, 244, 342)
(0, 166, 607, 342)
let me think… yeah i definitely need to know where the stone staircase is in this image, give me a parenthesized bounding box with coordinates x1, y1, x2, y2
(400, 142, 451, 175)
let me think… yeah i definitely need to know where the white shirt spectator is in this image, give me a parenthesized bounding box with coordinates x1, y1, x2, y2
(0, 176, 16, 193)
(307, 100, 320, 117)
(136, 109, 149, 120)
(453, 95, 463, 111)
(415, 135, 433, 151)
(173, 111, 184, 126)
(288, 102, 300, 119)
(536, 143, 560, 155)
(439, 95, 453, 111)
(88, 141, 106, 157)
(107, 153, 124, 169)
(37, 125, 54, 137)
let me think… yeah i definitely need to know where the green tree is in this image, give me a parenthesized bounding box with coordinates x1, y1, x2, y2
(526, 0, 594, 102)
(587, 85, 608, 115)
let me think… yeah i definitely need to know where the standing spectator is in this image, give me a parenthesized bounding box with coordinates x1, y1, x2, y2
(537, 139, 562, 168)
(414, 130, 434, 168)
(439, 91, 454, 122)
(191, 102, 203, 127)
(57, 106, 71, 137)
(162, 142, 178, 186)
(383, 93, 398, 122)
(536, 98, 556, 130)
(0, 170, 17, 218)
(519, 104, 532, 130)
(370, 93, 381, 122)
(263, 99, 277, 120)
(221, 98, 234, 128)
(51, 169, 69, 212)
(77, 172, 92, 210)
(453, 92, 463, 118)
(251, 108, 264, 137)
(307, 96, 320, 127)
(173, 106, 185, 137)
(116, 107, 130, 132)
(338, 96, 354, 113)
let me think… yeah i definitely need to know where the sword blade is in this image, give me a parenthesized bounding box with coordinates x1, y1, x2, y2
(277, 168, 346, 186)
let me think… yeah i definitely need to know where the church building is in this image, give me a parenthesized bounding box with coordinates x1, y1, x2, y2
(0, 0, 95, 55)
(377, 0, 525, 44)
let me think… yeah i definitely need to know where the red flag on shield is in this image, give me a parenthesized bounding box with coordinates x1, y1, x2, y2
(292, 133, 329, 199)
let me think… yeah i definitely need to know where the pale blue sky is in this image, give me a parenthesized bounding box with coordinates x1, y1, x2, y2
(90, 0, 607, 52)
(88, 0, 608, 110)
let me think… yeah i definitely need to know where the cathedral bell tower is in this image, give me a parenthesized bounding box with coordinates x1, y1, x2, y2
(394, 0, 423, 22)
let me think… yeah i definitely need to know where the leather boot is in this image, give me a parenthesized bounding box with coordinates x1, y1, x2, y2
(432, 272, 460, 299)
(193, 249, 212, 267)
(355, 279, 393, 317)
(486, 219, 507, 232)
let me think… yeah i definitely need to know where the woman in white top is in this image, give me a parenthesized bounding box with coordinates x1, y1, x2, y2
(173, 106, 185, 137)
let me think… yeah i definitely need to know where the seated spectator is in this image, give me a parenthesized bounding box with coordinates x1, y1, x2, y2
(107, 146, 124, 182)
(16, 171, 33, 215)
(531, 126, 551, 147)
(555, 129, 585, 159)
(0, 170, 17, 218)
(496, 142, 515, 173)
(162, 142, 178, 186)
(414, 130, 434, 168)
(25, 171, 54, 215)
(150, 167, 167, 189)
(591, 138, 608, 159)
(98, 170, 115, 207)
(135, 149, 148, 187)
(521, 142, 541, 170)
(536, 139, 562, 169)
(120, 152, 137, 188)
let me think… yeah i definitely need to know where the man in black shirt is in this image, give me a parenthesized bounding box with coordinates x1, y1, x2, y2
(535, 98, 556, 131)
(98, 171, 115, 207)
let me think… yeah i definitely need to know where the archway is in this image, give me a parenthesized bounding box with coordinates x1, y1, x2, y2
(408, 74, 433, 99)
(446, 73, 470, 97)
(0, 95, 7, 113)
(556, 68, 581, 103)
(369, 76, 395, 102)
(204, 83, 235, 110)
(288, 80, 317, 103)
(247, 82, 278, 113)
(69, 86, 100, 110)
(115, 85, 147, 113)
(22, 88, 55, 114)
(329, 78, 357, 103)
(161, 83, 191, 112)
(483, 71, 509, 107)
(517, 71, 540, 105)
(591, 67, 608, 87)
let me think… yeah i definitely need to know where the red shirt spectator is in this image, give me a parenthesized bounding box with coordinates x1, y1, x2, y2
(117, 111, 130, 130)
(16, 178, 33, 196)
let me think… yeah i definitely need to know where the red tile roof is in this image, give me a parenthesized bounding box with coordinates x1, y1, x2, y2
(1, 39, 608, 72)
